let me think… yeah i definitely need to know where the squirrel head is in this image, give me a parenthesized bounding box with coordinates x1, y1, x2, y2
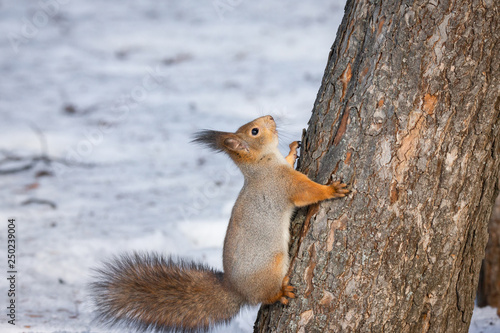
(192, 115, 279, 164)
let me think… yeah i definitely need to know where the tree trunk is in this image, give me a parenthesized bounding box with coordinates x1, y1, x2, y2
(477, 181, 500, 316)
(255, 0, 499, 332)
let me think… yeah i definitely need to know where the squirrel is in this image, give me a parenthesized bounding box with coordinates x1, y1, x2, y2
(91, 115, 349, 332)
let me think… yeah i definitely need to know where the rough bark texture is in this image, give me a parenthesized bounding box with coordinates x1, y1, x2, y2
(255, 0, 499, 332)
(477, 182, 500, 316)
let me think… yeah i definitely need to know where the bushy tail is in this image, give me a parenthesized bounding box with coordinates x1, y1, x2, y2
(91, 253, 245, 332)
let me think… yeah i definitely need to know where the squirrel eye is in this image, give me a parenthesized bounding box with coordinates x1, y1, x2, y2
(251, 128, 259, 136)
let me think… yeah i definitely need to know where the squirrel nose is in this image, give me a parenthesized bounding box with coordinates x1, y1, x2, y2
(268, 115, 274, 121)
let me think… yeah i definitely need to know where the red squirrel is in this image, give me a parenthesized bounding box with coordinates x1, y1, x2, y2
(91, 115, 349, 332)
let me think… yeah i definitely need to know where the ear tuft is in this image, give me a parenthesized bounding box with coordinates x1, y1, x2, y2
(191, 130, 225, 152)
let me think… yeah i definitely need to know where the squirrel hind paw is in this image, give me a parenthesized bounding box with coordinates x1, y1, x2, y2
(279, 276, 296, 305)
(262, 276, 296, 306)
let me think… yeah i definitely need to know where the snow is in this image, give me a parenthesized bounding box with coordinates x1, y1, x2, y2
(471, 306, 500, 333)
(0, 1, 498, 332)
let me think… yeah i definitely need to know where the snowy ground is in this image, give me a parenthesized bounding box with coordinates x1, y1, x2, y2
(0, 1, 498, 332)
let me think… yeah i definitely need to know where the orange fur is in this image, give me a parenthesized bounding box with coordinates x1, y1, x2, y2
(289, 171, 349, 207)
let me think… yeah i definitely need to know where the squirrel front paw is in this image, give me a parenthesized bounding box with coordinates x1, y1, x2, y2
(289, 141, 301, 151)
(286, 141, 301, 167)
(330, 180, 350, 198)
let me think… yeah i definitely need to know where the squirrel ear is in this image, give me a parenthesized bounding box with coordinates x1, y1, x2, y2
(223, 137, 249, 152)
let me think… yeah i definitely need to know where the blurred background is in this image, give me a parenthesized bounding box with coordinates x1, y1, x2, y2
(0, 1, 497, 332)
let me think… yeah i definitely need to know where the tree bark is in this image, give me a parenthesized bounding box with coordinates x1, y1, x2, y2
(477, 181, 500, 316)
(255, 0, 499, 332)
